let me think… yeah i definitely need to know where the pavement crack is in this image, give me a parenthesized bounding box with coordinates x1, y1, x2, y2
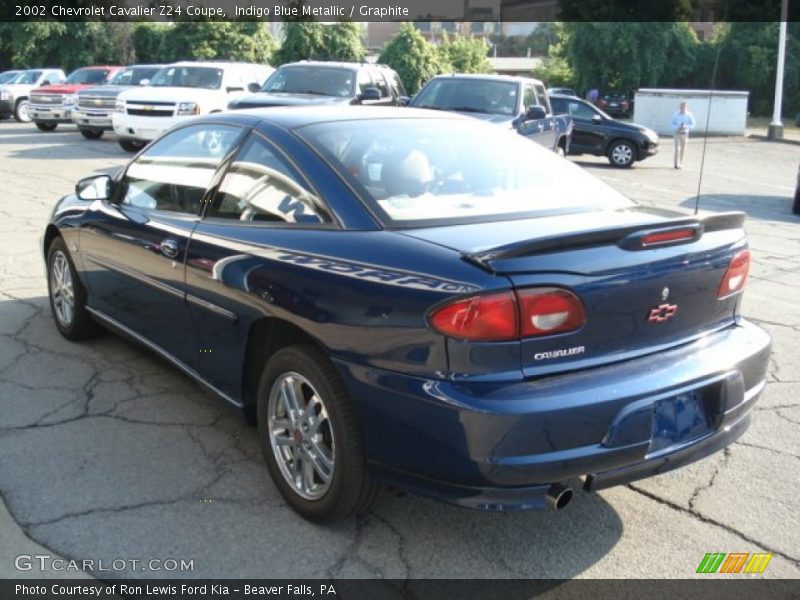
(734, 441, 800, 461)
(627, 484, 800, 567)
(688, 447, 730, 511)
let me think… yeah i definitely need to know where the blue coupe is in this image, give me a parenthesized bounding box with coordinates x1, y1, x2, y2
(44, 107, 771, 522)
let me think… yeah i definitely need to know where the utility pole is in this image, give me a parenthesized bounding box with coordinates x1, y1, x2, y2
(767, 0, 788, 140)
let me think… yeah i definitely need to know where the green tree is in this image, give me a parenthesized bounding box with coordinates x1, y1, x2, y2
(160, 22, 275, 64)
(378, 23, 450, 94)
(274, 21, 326, 64)
(321, 22, 366, 62)
(438, 34, 491, 74)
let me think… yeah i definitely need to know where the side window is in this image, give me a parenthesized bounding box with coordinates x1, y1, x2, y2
(568, 101, 597, 121)
(550, 98, 566, 115)
(371, 69, 390, 98)
(356, 69, 373, 94)
(122, 124, 241, 214)
(46, 73, 61, 84)
(534, 83, 552, 114)
(209, 134, 330, 225)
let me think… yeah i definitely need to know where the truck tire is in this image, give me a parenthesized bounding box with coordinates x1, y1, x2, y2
(79, 128, 104, 140)
(119, 139, 146, 153)
(35, 122, 58, 132)
(14, 99, 30, 122)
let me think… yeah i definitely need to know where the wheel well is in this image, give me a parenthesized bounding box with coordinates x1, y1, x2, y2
(241, 318, 323, 418)
(16, 96, 28, 105)
(43, 224, 60, 258)
(606, 137, 639, 160)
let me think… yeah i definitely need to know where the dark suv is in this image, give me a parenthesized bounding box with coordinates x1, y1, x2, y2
(228, 61, 408, 110)
(550, 94, 659, 168)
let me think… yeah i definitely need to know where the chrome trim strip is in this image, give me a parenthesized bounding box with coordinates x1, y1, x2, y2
(86, 306, 243, 408)
(85, 252, 184, 301)
(186, 293, 238, 322)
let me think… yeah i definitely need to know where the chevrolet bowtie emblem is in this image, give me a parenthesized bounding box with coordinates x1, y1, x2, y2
(648, 303, 678, 323)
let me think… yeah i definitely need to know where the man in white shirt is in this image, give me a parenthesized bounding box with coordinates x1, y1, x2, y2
(670, 101, 696, 169)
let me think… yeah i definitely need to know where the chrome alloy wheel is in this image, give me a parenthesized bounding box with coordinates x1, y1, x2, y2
(268, 372, 335, 500)
(50, 250, 75, 327)
(611, 143, 633, 166)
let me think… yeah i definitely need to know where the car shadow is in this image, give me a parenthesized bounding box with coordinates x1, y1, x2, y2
(0, 294, 624, 580)
(680, 193, 800, 224)
(0, 123, 128, 159)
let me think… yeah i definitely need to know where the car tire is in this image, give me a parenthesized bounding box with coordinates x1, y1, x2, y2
(35, 122, 58, 132)
(14, 99, 30, 123)
(118, 139, 146, 153)
(607, 140, 636, 168)
(79, 128, 104, 140)
(556, 143, 566, 158)
(257, 344, 378, 523)
(793, 186, 800, 215)
(46, 236, 101, 341)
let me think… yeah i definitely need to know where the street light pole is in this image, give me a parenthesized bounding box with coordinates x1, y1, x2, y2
(767, 0, 789, 140)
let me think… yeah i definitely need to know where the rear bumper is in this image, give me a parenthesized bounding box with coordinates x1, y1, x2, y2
(335, 320, 770, 510)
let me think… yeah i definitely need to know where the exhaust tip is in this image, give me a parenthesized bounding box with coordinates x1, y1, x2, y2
(546, 483, 574, 511)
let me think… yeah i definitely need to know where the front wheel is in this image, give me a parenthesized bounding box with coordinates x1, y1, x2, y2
(607, 140, 636, 168)
(47, 237, 100, 340)
(14, 99, 30, 122)
(118, 139, 146, 153)
(257, 345, 377, 522)
(35, 122, 58, 132)
(79, 128, 103, 140)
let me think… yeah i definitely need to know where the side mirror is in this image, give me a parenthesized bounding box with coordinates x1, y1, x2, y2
(592, 114, 603, 123)
(139, 79, 150, 86)
(396, 96, 411, 106)
(76, 175, 113, 201)
(248, 82, 261, 93)
(226, 86, 244, 93)
(525, 105, 547, 121)
(359, 87, 382, 102)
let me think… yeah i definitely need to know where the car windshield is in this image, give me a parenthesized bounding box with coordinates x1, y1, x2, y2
(299, 118, 633, 227)
(110, 67, 159, 86)
(10, 70, 42, 85)
(0, 71, 22, 84)
(65, 69, 110, 85)
(150, 66, 223, 89)
(413, 79, 519, 116)
(261, 66, 355, 97)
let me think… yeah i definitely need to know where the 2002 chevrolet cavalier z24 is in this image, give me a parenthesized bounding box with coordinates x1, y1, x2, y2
(43, 107, 771, 522)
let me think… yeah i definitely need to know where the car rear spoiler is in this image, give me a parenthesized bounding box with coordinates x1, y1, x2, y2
(463, 211, 746, 272)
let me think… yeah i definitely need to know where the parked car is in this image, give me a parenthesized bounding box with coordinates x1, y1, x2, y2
(28, 66, 122, 131)
(793, 163, 800, 215)
(0, 70, 23, 85)
(595, 92, 632, 118)
(228, 61, 408, 110)
(0, 69, 65, 122)
(72, 64, 163, 140)
(410, 74, 572, 155)
(550, 94, 659, 168)
(113, 61, 272, 152)
(44, 107, 770, 522)
(547, 87, 578, 97)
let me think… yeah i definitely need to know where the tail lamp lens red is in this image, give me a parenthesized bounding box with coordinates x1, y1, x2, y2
(718, 249, 751, 298)
(428, 287, 585, 341)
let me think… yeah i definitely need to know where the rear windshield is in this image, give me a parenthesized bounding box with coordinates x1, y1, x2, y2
(298, 118, 633, 227)
(262, 66, 355, 98)
(66, 68, 110, 85)
(150, 66, 223, 90)
(413, 79, 519, 116)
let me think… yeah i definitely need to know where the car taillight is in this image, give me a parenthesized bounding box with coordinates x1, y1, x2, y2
(428, 287, 585, 341)
(641, 228, 697, 247)
(518, 288, 586, 337)
(718, 249, 751, 299)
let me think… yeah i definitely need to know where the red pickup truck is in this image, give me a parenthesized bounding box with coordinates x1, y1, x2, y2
(28, 66, 121, 131)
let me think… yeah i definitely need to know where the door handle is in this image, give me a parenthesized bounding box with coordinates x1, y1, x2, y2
(160, 239, 179, 259)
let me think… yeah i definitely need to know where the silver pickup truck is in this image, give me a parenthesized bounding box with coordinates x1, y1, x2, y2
(0, 69, 65, 122)
(409, 74, 573, 155)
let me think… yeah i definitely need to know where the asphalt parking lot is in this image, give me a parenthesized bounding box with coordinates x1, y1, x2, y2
(0, 122, 798, 580)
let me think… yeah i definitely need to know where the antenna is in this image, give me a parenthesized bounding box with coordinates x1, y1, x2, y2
(693, 27, 726, 215)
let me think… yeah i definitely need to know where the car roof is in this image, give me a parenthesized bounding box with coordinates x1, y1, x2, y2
(124, 64, 165, 69)
(429, 73, 544, 85)
(280, 60, 368, 70)
(550, 93, 588, 102)
(168, 61, 265, 69)
(215, 105, 470, 129)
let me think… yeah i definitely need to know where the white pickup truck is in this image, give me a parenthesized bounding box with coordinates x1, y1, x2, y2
(112, 61, 272, 152)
